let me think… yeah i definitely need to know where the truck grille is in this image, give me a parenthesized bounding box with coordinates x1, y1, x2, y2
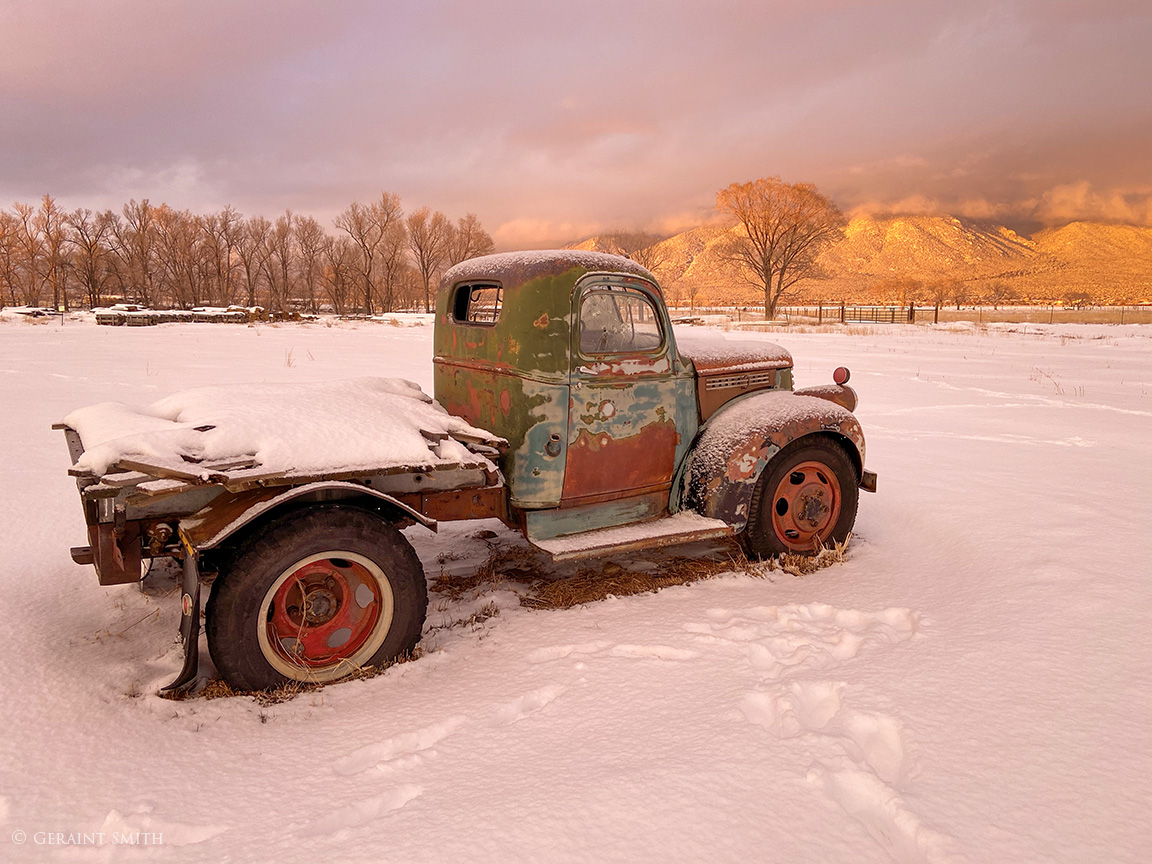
(703, 371, 776, 391)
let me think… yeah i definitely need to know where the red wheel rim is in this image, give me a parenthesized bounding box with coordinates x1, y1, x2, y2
(264, 556, 384, 670)
(770, 460, 842, 552)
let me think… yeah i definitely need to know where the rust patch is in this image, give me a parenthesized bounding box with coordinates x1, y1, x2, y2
(499, 389, 512, 416)
(563, 419, 679, 500)
(92, 521, 143, 586)
(533, 313, 550, 329)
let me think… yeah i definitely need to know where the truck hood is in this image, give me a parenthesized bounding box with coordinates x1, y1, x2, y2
(674, 330, 793, 375)
(674, 330, 794, 422)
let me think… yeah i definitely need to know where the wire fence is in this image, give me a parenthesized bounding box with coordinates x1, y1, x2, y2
(671, 304, 1152, 327)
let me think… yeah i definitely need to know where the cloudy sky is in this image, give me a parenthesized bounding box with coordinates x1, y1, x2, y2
(2, 0, 1150, 247)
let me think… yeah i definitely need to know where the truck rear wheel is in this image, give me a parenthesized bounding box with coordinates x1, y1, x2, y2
(740, 437, 859, 558)
(206, 506, 427, 691)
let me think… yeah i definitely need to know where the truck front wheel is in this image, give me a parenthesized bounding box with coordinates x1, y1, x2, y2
(740, 437, 859, 558)
(206, 506, 427, 691)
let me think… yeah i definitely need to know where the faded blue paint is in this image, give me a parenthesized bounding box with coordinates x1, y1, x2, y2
(525, 494, 665, 542)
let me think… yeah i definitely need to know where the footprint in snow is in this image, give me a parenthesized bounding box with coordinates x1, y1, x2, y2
(609, 644, 699, 661)
(496, 684, 567, 724)
(807, 766, 960, 864)
(686, 603, 918, 678)
(305, 786, 424, 836)
(740, 680, 912, 785)
(331, 716, 466, 776)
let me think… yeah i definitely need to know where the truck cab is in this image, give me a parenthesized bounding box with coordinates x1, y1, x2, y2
(434, 251, 873, 559)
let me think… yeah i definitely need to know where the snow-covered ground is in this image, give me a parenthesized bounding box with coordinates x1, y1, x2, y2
(0, 313, 1148, 863)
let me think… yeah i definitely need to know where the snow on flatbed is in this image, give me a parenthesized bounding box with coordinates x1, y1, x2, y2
(1, 315, 1149, 864)
(63, 376, 503, 480)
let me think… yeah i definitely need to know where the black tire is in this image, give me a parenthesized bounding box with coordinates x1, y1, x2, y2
(740, 437, 859, 559)
(206, 506, 427, 691)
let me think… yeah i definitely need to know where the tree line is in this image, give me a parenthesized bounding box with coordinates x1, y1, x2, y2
(0, 193, 494, 314)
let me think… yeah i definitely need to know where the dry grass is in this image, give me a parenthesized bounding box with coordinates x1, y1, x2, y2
(430, 545, 538, 600)
(523, 534, 850, 610)
(187, 535, 849, 702)
(186, 650, 419, 705)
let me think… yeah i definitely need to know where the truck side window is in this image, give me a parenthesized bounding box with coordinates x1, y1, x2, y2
(580, 289, 662, 354)
(452, 283, 503, 325)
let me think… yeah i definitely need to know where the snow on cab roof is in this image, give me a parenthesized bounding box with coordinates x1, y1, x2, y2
(443, 250, 656, 287)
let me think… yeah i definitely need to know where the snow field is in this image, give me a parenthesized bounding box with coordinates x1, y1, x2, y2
(0, 314, 1148, 863)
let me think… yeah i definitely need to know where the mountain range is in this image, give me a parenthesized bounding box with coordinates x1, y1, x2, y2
(571, 216, 1152, 305)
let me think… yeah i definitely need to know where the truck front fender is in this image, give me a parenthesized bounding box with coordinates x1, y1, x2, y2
(680, 391, 866, 533)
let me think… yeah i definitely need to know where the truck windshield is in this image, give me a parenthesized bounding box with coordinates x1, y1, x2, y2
(579, 288, 662, 354)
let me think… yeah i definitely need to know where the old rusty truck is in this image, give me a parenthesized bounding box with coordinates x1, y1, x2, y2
(57, 250, 876, 692)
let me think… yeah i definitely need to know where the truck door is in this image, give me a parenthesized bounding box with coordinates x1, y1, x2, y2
(562, 278, 686, 505)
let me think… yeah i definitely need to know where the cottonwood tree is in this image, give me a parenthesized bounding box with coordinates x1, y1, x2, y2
(237, 216, 272, 308)
(406, 207, 451, 313)
(13, 202, 46, 306)
(950, 280, 969, 310)
(320, 235, 357, 315)
(266, 211, 296, 314)
(153, 206, 204, 309)
(202, 206, 242, 307)
(66, 209, 117, 308)
(112, 199, 158, 307)
(377, 221, 410, 313)
(0, 211, 19, 306)
(35, 196, 69, 310)
(601, 230, 669, 276)
(446, 213, 495, 267)
(335, 192, 403, 314)
(984, 280, 1016, 310)
(715, 177, 846, 319)
(294, 214, 326, 313)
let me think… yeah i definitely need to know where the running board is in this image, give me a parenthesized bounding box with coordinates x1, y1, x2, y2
(528, 512, 734, 562)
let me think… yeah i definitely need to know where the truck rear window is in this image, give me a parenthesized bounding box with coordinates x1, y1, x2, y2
(452, 283, 503, 325)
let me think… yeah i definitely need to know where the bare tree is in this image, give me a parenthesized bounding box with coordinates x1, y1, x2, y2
(446, 213, 495, 267)
(266, 210, 296, 314)
(715, 177, 846, 319)
(294, 214, 325, 313)
(320, 235, 357, 315)
(236, 216, 272, 308)
(13, 201, 47, 306)
(377, 221, 409, 312)
(202, 205, 242, 306)
(35, 196, 70, 309)
(950, 280, 969, 310)
(153, 206, 204, 308)
(0, 210, 18, 307)
(334, 192, 403, 314)
(406, 207, 451, 313)
(66, 208, 116, 308)
(111, 199, 158, 306)
(984, 280, 1016, 310)
(926, 278, 958, 313)
(601, 230, 669, 276)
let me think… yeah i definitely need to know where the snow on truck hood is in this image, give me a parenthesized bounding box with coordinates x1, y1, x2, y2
(63, 377, 505, 479)
(674, 330, 793, 374)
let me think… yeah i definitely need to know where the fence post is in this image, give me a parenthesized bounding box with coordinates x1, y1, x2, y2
(840, 302, 845, 323)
